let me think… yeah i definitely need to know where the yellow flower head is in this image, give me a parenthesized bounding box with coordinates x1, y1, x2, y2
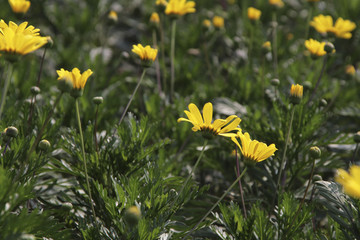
(212, 16, 224, 28)
(150, 12, 160, 24)
(178, 102, 241, 138)
(335, 165, 360, 199)
(269, 0, 284, 8)
(231, 132, 277, 163)
(345, 64, 356, 76)
(247, 7, 261, 21)
(8, 0, 30, 14)
(262, 41, 271, 51)
(290, 84, 303, 98)
(304, 39, 326, 57)
(310, 15, 356, 39)
(0, 20, 47, 55)
(156, 0, 168, 6)
(202, 19, 211, 28)
(108, 10, 118, 22)
(132, 44, 158, 62)
(165, 0, 196, 16)
(57, 68, 93, 90)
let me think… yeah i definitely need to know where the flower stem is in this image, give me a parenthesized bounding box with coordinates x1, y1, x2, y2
(27, 92, 63, 161)
(94, 105, 100, 160)
(152, 29, 162, 95)
(171, 139, 208, 210)
(75, 99, 97, 222)
(277, 106, 296, 192)
(170, 19, 177, 103)
(36, 47, 47, 87)
(307, 55, 327, 106)
(236, 149, 247, 218)
(272, 12, 278, 78)
(186, 167, 248, 237)
(117, 68, 147, 128)
(352, 143, 359, 165)
(0, 63, 14, 120)
(159, 13, 167, 96)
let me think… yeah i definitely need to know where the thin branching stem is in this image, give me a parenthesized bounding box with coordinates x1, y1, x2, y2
(307, 55, 327, 106)
(94, 105, 100, 160)
(272, 12, 279, 78)
(186, 167, 248, 237)
(0, 63, 14, 120)
(152, 29, 162, 95)
(75, 99, 97, 222)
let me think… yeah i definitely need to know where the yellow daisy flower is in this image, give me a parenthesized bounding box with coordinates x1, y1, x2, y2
(335, 165, 360, 199)
(212, 16, 224, 28)
(0, 21, 47, 55)
(247, 7, 261, 21)
(150, 12, 160, 24)
(132, 44, 158, 61)
(310, 15, 356, 39)
(108, 10, 118, 22)
(290, 84, 303, 98)
(57, 68, 93, 90)
(269, 0, 284, 7)
(8, 0, 30, 14)
(165, 0, 196, 16)
(345, 65, 356, 76)
(178, 102, 241, 138)
(304, 39, 326, 57)
(156, 0, 168, 6)
(231, 132, 277, 163)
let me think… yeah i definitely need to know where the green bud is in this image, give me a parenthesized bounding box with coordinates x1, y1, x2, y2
(93, 96, 104, 105)
(312, 174, 322, 181)
(57, 78, 73, 93)
(124, 206, 141, 225)
(320, 99, 327, 107)
(70, 88, 83, 98)
(30, 86, 40, 95)
(271, 78, 280, 86)
(38, 139, 51, 152)
(303, 81, 312, 90)
(324, 42, 335, 54)
(309, 146, 321, 159)
(6, 126, 18, 138)
(354, 131, 360, 143)
(46, 36, 54, 48)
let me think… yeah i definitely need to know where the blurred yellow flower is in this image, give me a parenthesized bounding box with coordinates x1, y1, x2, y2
(57, 68, 93, 90)
(156, 0, 168, 6)
(269, 0, 284, 7)
(231, 132, 277, 163)
(212, 16, 224, 28)
(108, 10, 118, 22)
(150, 12, 160, 24)
(305, 39, 326, 57)
(0, 20, 47, 55)
(290, 84, 303, 98)
(8, 0, 30, 14)
(262, 41, 271, 51)
(247, 7, 261, 21)
(202, 19, 211, 28)
(345, 65, 356, 76)
(165, 0, 195, 16)
(178, 102, 241, 138)
(335, 165, 360, 199)
(310, 15, 356, 39)
(132, 44, 158, 61)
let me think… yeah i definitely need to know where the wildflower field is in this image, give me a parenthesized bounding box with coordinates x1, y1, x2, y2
(1, 0, 360, 239)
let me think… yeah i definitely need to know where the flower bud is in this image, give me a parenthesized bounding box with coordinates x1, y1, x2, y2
(309, 146, 321, 159)
(30, 86, 41, 95)
(93, 96, 104, 105)
(46, 36, 54, 48)
(324, 42, 335, 54)
(38, 139, 51, 152)
(290, 84, 303, 105)
(6, 126, 18, 138)
(354, 131, 360, 143)
(124, 206, 141, 225)
(313, 174, 322, 181)
(320, 99, 327, 107)
(262, 41, 272, 53)
(70, 88, 84, 98)
(271, 78, 280, 86)
(303, 81, 312, 90)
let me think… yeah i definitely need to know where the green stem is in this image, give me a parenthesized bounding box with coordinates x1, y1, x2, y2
(117, 69, 147, 128)
(159, 13, 167, 96)
(153, 30, 162, 95)
(352, 143, 359, 165)
(289, 156, 316, 228)
(272, 12, 278, 78)
(75, 99, 97, 222)
(186, 167, 248, 237)
(304, 7, 313, 42)
(27, 92, 63, 161)
(94, 105, 100, 161)
(170, 19, 177, 102)
(0, 63, 14, 120)
(171, 139, 208, 210)
(235, 149, 247, 218)
(307, 56, 327, 106)
(277, 106, 296, 191)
